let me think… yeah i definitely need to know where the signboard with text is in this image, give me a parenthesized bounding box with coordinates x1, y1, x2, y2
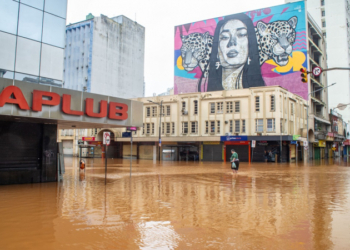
(82, 137, 95, 141)
(103, 132, 111, 146)
(220, 136, 248, 142)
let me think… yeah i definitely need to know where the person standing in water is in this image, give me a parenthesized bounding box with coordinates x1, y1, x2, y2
(230, 149, 240, 174)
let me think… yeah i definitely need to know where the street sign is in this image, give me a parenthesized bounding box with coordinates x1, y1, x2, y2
(304, 146, 308, 151)
(251, 140, 256, 148)
(303, 141, 308, 147)
(312, 66, 322, 77)
(103, 132, 111, 146)
(127, 127, 137, 131)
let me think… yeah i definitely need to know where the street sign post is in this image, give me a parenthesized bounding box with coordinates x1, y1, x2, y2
(312, 66, 322, 77)
(103, 132, 110, 185)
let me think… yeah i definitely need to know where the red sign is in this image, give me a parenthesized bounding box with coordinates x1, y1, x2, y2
(82, 137, 95, 141)
(327, 132, 334, 137)
(0, 86, 128, 120)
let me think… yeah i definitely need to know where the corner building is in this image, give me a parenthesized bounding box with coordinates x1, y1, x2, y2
(118, 86, 307, 162)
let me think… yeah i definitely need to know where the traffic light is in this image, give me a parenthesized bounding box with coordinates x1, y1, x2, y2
(300, 68, 308, 83)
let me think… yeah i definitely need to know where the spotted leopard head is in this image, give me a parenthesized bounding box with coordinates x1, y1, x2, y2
(180, 32, 213, 74)
(256, 17, 298, 66)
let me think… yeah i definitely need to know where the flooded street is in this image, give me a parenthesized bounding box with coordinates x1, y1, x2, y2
(1, 158, 350, 250)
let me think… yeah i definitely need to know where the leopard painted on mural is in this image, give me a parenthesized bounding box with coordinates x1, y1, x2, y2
(255, 16, 298, 66)
(180, 32, 213, 78)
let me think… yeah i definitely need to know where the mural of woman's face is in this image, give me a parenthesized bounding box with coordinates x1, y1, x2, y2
(218, 20, 249, 68)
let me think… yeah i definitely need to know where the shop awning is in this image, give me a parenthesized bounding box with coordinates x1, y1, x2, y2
(314, 116, 331, 125)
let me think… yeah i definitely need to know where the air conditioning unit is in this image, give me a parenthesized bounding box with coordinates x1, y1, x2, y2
(217, 110, 223, 114)
(165, 133, 171, 136)
(145, 133, 150, 136)
(183, 110, 188, 115)
(225, 132, 231, 136)
(209, 132, 215, 135)
(257, 132, 262, 136)
(235, 133, 239, 136)
(85, 77, 88, 81)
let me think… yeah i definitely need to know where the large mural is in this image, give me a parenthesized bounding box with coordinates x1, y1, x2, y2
(174, 1, 308, 99)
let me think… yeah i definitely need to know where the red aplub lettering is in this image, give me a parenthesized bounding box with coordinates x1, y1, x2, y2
(0, 86, 128, 120)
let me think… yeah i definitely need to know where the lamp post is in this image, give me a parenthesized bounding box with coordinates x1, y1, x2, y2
(306, 82, 336, 162)
(147, 100, 163, 162)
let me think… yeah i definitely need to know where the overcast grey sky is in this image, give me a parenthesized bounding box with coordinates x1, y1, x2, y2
(66, 0, 284, 97)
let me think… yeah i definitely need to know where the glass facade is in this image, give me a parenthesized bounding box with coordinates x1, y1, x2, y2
(0, 0, 67, 87)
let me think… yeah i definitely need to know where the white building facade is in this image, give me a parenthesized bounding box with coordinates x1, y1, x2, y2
(287, 0, 350, 123)
(64, 14, 145, 99)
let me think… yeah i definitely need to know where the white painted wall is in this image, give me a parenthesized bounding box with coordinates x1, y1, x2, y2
(90, 15, 145, 99)
(64, 15, 145, 99)
(287, 0, 350, 122)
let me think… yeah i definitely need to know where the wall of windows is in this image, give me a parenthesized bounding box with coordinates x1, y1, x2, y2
(0, 0, 67, 86)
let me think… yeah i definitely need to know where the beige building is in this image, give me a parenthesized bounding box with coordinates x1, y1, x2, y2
(115, 86, 307, 162)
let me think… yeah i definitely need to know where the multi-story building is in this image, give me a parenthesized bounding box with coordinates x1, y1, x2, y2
(116, 87, 307, 162)
(287, 0, 350, 123)
(0, 0, 67, 86)
(63, 14, 145, 98)
(306, 14, 331, 158)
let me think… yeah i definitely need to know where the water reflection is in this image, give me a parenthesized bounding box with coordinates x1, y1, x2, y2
(0, 157, 350, 249)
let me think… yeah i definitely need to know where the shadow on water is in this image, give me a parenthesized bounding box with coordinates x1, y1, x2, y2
(0, 156, 350, 249)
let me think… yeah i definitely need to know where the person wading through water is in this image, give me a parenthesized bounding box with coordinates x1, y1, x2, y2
(230, 149, 240, 174)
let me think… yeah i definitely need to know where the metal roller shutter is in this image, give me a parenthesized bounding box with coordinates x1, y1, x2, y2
(0, 121, 42, 170)
(226, 145, 249, 162)
(203, 145, 222, 161)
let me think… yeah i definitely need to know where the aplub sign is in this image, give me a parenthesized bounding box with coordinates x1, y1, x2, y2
(0, 86, 128, 120)
(0, 79, 143, 127)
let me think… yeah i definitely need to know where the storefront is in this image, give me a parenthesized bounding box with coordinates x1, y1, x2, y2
(313, 140, 326, 160)
(0, 79, 142, 185)
(202, 142, 223, 161)
(221, 136, 251, 162)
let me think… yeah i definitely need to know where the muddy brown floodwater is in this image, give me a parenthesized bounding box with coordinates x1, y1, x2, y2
(1, 158, 350, 249)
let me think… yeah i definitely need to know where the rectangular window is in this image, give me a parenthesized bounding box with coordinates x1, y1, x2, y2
(182, 122, 188, 134)
(322, 10, 325, 16)
(267, 119, 275, 132)
(152, 106, 157, 117)
(217, 102, 223, 113)
(229, 120, 233, 133)
(151, 123, 154, 134)
(172, 122, 175, 134)
(322, 21, 326, 27)
(191, 121, 198, 134)
(210, 121, 215, 133)
(162, 122, 164, 134)
(321, 0, 324, 6)
(255, 96, 260, 112)
(182, 101, 186, 110)
(161, 106, 165, 116)
(194, 100, 198, 115)
(280, 119, 283, 133)
(256, 119, 263, 132)
(323, 32, 326, 37)
(146, 123, 150, 134)
(235, 120, 240, 133)
(226, 102, 233, 113)
(271, 95, 275, 111)
(289, 121, 294, 134)
(210, 103, 215, 114)
(291, 103, 294, 115)
(166, 123, 170, 134)
(205, 121, 209, 134)
(146, 107, 150, 117)
(166, 105, 170, 116)
(217, 121, 220, 133)
(242, 120, 246, 133)
(142, 124, 145, 135)
(234, 101, 240, 113)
